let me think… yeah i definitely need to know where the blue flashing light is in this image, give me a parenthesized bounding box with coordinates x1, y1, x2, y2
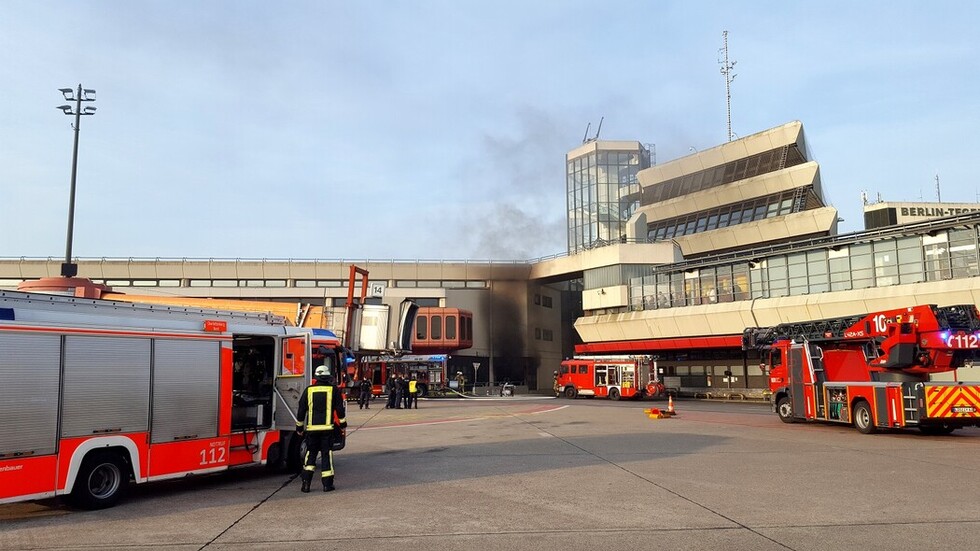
(940, 331, 950, 341)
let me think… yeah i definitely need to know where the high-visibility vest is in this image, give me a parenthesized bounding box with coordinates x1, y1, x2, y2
(409, 380, 418, 393)
(302, 386, 335, 431)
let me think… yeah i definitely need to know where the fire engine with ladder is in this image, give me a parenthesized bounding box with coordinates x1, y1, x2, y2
(556, 355, 665, 400)
(0, 287, 350, 509)
(743, 304, 980, 434)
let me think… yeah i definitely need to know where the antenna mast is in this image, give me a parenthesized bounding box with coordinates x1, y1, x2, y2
(719, 31, 737, 142)
(935, 173, 942, 203)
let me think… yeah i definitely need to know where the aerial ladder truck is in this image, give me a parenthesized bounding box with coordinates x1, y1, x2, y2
(743, 304, 980, 434)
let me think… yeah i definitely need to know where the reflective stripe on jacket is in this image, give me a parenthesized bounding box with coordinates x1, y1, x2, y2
(299, 386, 335, 431)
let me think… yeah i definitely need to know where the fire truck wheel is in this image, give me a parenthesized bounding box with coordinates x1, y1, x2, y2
(563, 386, 577, 399)
(69, 451, 129, 510)
(609, 387, 621, 401)
(776, 397, 795, 423)
(265, 442, 284, 471)
(852, 401, 877, 434)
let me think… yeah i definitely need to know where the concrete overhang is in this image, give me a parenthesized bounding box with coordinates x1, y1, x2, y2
(573, 277, 980, 345)
(672, 206, 839, 257)
(529, 242, 683, 281)
(637, 121, 804, 186)
(2, 258, 533, 283)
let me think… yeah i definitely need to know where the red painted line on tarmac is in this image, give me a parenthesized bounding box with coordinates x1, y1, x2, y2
(520, 404, 568, 415)
(357, 418, 474, 430)
(356, 404, 567, 430)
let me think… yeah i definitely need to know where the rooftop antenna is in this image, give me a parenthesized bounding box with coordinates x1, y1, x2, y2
(593, 116, 604, 141)
(582, 122, 592, 144)
(935, 173, 942, 202)
(861, 191, 868, 205)
(719, 30, 737, 142)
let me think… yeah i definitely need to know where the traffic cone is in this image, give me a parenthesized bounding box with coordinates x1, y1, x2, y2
(667, 395, 676, 416)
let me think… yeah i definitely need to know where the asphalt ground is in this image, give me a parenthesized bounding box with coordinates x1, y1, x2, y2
(3, 396, 980, 551)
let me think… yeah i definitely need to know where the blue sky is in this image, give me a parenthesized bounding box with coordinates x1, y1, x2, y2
(2, 1, 978, 261)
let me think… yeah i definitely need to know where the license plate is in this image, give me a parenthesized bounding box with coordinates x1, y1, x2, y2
(952, 406, 976, 414)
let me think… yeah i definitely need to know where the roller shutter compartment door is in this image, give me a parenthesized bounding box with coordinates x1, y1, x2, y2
(61, 336, 151, 438)
(151, 339, 220, 443)
(0, 333, 61, 456)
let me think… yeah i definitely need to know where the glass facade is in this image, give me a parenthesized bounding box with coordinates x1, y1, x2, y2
(627, 224, 980, 312)
(567, 144, 651, 253)
(647, 189, 809, 241)
(640, 144, 807, 205)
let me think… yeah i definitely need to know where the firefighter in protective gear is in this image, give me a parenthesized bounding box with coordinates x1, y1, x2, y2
(296, 365, 347, 492)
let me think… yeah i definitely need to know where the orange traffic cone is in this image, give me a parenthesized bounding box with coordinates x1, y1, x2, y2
(667, 395, 676, 416)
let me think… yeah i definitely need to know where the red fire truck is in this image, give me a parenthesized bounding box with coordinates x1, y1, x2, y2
(557, 355, 664, 400)
(743, 304, 980, 434)
(354, 354, 448, 397)
(0, 288, 348, 509)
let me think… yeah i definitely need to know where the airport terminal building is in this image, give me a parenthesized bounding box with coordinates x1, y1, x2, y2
(4, 121, 980, 395)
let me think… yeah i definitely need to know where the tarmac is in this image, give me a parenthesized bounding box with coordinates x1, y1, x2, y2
(3, 397, 979, 551)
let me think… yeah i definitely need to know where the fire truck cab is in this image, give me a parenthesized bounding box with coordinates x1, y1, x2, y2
(557, 355, 664, 400)
(0, 289, 347, 508)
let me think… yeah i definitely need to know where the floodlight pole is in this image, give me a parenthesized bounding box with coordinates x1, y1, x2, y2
(58, 84, 96, 278)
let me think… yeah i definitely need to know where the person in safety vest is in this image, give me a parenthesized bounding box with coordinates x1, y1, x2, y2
(296, 365, 347, 493)
(406, 374, 419, 409)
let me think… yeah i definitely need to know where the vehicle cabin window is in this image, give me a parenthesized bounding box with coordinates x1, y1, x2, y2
(416, 316, 428, 340)
(431, 316, 442, 339)
(560, 365, 569, 375)
(607, 367, 619, 385)
(578, 365, 588, 374)
(281, 338, 307, 376)
(595, 366, 607, 386)
(770, 349, 782, 368)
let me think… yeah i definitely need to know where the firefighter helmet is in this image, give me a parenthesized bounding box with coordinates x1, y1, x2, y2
(314, 365, 331, 379)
